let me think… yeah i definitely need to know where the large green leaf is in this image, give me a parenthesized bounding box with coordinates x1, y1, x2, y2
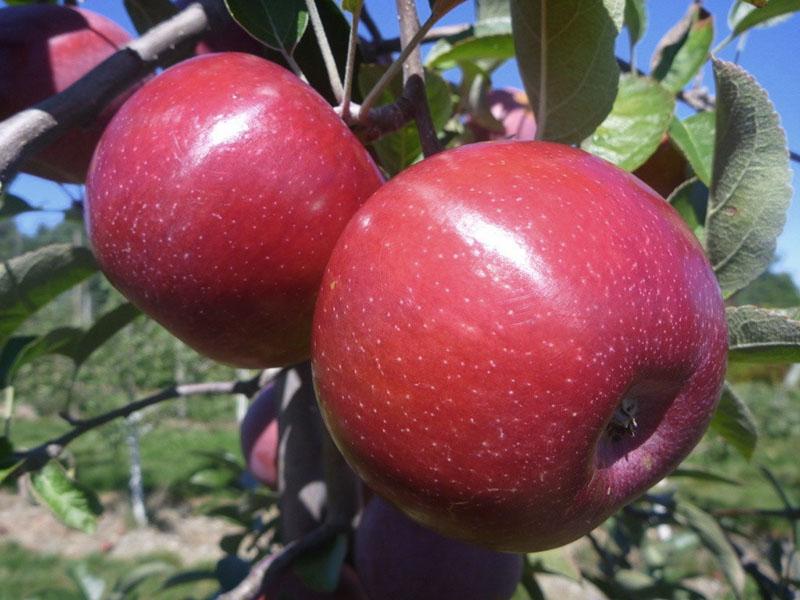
(359, 66, 453, 175)
(581, 74, 675, 171)
(64, 302, 141, 368)
(124, 0, 178, 34)
(674, 501, 746, 598)
(476, 0, 512, 35)
(651, 5, 713, 93)
(732, 0, 800, 36)
(510, 0, 621, 144)
(624, 0, 647, 49)
(667, 178, 705, 240)
(0, 328, 80, 387)
(726, 305, 800, 363)
(294, 533, 348, 593)
(709, 383, 758, 460)
(224, 0, 309, 55)
(0, 245, 97, 345)
(706, 59, 792, 298)
(668, 111, 715, 186)
(426, 34, 514, 70)
(31, 461, 103, 533)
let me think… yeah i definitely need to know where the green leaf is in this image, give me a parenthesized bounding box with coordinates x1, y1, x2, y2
(0, 244, 97, 345)
(189, 467, 236, 488)
(709, 383, 758, 460)
(528, 547, 581, 580)
(672, 467, 741, 486)
(0, 191, 35, 219)
(67, 562, 106, 600)
(510, 0, 621, 144)
(674, 500, 746, 598)
(667, 178, 705, 240)
(476, 0, 512, 35)
(359, 66, 453, 175)
(341, 0, 363, 13)
(624, 0, 647, 48)
(732, 0, 800, 36)
(0, 436, 23, 484)
(726, 305, 800, 363)
(706, 59, 792, 298)
(124, 0, 178, 34)
(651, 5, 713, 93)
(30, 461, 103, 533)
(111, 561, 174, 598)
(224, 0, 309, 54)
(64, 303, 141, 368)
(581, 74, 675, 171)
(668, 111, 715, 186)
(430, 0, 467, 18)
(426, 34, 514, 70)
(294, 532, 347, 593)
(0, 328, 81, 387)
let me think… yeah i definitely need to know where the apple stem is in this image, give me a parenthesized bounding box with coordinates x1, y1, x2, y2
(340, 2, 364, 122)
(304, 0, 345, 102)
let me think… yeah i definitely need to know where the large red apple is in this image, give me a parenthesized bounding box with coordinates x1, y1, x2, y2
(0, 4, 132, 182)
(86, 53, 382, 368)
(355, 497, 523, 600)
(312, 141, 727, 551)
(241, 382, 279, 488)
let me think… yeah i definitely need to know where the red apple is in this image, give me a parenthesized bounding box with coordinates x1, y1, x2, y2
(312, 141, 727, 551)
(355, 497, 523, 600)
(467, 87, 537, 142)
(241, 382, 279, 488)
(86, 53, 382, 368)
(0, 4, 132, 182)
(260, 565, 368, 600)
(633, 136, 690, 198)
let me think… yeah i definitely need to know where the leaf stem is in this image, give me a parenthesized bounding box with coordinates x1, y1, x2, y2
(304, 0, 344, 100)
(341, 2, 363, 121)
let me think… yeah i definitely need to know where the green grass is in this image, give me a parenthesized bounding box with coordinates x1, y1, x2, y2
(7, 416, 241, 499)
(0, 542, 217, 600)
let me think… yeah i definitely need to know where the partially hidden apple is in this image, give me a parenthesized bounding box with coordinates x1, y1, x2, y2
(241, 382, 279, 488)
(355, 497, 523, 600)
(633, 136, 690, 198)
(260, 565, 368, 600)
(312, 141, 727, 552)
(467, 88, 537, 142)
(86, 53, 383, 368)
(0, 4, 132, 182)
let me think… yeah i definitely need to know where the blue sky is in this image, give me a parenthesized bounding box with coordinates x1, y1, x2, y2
(6, 1, 799, 283)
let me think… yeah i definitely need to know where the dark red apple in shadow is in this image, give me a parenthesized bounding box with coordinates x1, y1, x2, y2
(355, 497, 523, 600)
(241, 382, 279, 488)
(467, 87, 537, 142)
(0, 4, 132, 182)
(312, 141, 727, 552)
(86, 53, 383, 368)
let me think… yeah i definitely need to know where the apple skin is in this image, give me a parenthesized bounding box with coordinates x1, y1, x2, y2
(467, 88, 537, 142)
(355, 497, 523, 600)
(240, 382, 279, 488)
(259, 565, 369, 600)
(633, 136, 690, 198)
(86, 53, 383, 368)
(0, 4, 132, 182)
(312, 141, 727, 552)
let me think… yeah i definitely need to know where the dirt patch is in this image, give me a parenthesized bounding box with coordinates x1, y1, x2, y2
(0, 489, 238, 565)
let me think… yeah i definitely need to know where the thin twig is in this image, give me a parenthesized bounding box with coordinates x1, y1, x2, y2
(405, 75, 442, 157)
(396, 0, 425, 83)
(358, 11, 441, 123)
(8, 376, 261, 477)
(341, 3, 363, 121)
(0, 2, 214, 183)
(371, 23, 473, 54)
(304, 0, 344, 102)
(360, 5, 384, 43)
